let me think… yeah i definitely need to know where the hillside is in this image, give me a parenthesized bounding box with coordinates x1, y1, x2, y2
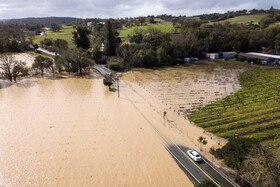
(3, 17, 83, 26)
(216, 13, 268, 24)
(189, 67, 280, 154)
(31, 25, 75, 48)
(118, 22, 175, 41)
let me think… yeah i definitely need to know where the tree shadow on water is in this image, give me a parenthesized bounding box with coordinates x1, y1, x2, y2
(0, 80, 12, 89)
(46, 75, 66, 80)
(16, 79, 37, 88)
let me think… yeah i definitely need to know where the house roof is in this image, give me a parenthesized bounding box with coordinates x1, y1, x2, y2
(239, 52, 280, 60)
(36, 47, 56, 57)
(247, 52, 280, 60)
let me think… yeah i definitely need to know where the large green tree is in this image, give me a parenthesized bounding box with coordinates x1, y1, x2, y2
(266, 25, 280, 50)
(156, 47, 169, 66)
(129, 29, 144, 44)
(52, 39, 68, 55)
(105, 21, 119, 56)
(50, 23, 62, 32)
(32, 56, 53, 77)
(172, 31, 202, 58)
(72, 26, 91, 50)
(248, 29, 267, 51)
(103, 76, 113, 90)
(58, 48, 93, 74)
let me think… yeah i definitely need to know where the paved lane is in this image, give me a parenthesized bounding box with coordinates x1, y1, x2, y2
(171, 145, 237, 187)
(167, 145, 207, 184)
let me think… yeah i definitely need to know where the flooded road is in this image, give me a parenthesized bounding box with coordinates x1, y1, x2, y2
(0, 64, 244, 186)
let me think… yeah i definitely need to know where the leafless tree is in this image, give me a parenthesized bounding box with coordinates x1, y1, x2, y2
(0, 54, 28, 82)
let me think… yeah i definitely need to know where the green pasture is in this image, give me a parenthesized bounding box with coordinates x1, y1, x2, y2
(189, 67, 280, 153)
(208, 13, 268, 25)
(118, 22, 175, 41)
(30, 25, 75, 48)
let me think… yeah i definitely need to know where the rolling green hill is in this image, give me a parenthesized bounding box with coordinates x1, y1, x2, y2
(118, 22, 175, 41)
(189, 67, 280, 154)
(31, 25, 75, 48)
(30, 22, 175, 47)
(207, 13, 268, 25)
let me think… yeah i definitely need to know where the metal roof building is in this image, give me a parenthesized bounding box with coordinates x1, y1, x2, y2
(238, 52, 280, 65)
(247, 52, 280, 60)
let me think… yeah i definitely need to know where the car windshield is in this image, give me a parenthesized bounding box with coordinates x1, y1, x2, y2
(191, 151, 198, 156)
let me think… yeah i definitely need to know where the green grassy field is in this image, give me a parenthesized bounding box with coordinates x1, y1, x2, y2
(207, 13, 268, 25)
(189, 67, 280, 153)
(118, 22, 175, 41)
(31, 25, 75, 48)
(222, 13, 267, 24)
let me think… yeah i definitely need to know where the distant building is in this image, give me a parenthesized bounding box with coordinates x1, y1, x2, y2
(35, 47, 57, 57)
(87, 22, 95, 27)
(87, 21, 105, 27)
(100, 42, 105, 52)
(222, 52, 237, 60)
(238, 52, 280, 65)
(24, 30, 37, 36)
(206, 52, 237, 60)
(206, 53, 219, 60)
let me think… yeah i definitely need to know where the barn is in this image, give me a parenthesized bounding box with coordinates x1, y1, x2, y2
(238, 52, 280, 65)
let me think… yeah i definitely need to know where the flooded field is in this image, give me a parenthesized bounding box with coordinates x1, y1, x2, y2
(12, 53, 36, 67)
(0, 63, 245, 186)
(123, 64, 242, 117)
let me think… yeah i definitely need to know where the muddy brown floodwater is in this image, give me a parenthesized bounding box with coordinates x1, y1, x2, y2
(0, 63, 244, 187)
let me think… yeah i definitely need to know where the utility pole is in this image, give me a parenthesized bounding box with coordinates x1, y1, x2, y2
(117, 76, 120, 98)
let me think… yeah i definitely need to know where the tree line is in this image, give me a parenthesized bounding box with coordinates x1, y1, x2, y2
(0, 50, 94, 82)
(0, 24, 32, 52)
(112, 21, 280, 70)
(1, 8, 280, 80)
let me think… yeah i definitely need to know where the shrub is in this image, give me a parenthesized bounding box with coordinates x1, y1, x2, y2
(109, 63, 126, 72)
(103, 76, 113, 90)
(210, 137, 259, 169)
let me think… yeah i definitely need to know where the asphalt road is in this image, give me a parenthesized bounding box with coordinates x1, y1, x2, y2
(168, 145, 237, 187)
(92, 65, 118, 80)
